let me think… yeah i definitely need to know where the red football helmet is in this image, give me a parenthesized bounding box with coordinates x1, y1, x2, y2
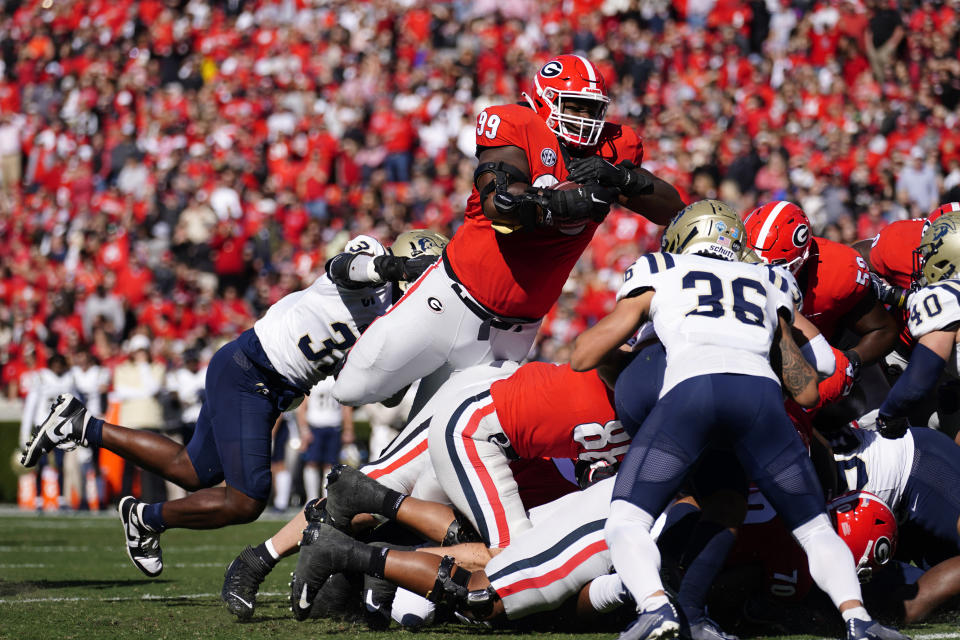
(522, 55, 610, 148)
(828, 491, 897, 581)
(912, 202, 960, 286)
(743, 201, 812, 275)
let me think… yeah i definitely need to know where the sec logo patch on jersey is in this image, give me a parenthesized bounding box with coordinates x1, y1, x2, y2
(540, 148, 557, 166)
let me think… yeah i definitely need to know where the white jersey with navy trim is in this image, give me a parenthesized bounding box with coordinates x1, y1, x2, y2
(254, 275, 393, 391)
(907, 279, 960, 378)
(617, 252, 796, 397)
(825, 424, 915, 511)
(305, 377, 343, 427)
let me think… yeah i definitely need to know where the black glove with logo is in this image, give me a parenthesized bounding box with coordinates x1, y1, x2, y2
(876, 413, 909, 439)
(566, 157, 654, 196)
(535, 183, 619, 226)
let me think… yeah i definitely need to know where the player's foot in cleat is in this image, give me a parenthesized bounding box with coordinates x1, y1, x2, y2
(325, 464, 394, 532)
(684, 617, 739, 640)
(118, 496, 163, 577)
(620, 602, 681, 640)
(846, 618, 911, 640)
(20, 394, 94, 468)
(222, 546, 273, 621)
(290, 519, 376, 620)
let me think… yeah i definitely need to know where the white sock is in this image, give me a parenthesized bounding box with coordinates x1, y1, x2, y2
(605, 500, 664, 607)
(273, 469, 291, 511)
(640, 594, 670, 613)
(588, 573, 631, 613)
(264, 538, 281, 560)
(841, 606, 871, 622)
(303, 466, 321, 503)
(792, 514, 864, 610)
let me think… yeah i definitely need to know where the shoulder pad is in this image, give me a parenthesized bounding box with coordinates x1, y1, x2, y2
(617, 252, 675, 301)
(908, 280, 960, 338)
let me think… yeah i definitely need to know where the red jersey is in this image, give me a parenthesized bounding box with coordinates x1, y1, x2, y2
(799, 237, 872, 339)
(868, 219, 924, 290)
(489, 362, 628, 463)
(445, 103, 644, 319)
(868, 218, 925, 349)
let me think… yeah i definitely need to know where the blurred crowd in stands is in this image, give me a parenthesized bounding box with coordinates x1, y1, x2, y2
(4, 0, 960, 505)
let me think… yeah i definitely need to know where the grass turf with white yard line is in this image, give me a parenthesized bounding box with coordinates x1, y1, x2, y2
(0, 514, 956, 640)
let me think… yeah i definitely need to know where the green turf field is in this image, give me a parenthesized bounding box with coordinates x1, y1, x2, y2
(0, 511, 957, 640)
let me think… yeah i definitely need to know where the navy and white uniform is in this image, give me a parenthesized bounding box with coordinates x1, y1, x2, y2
(906, 279, 960, 377)
(611, 252, 824, 529)
(187, 266, 392, 502)
(828, 424, 960, 551)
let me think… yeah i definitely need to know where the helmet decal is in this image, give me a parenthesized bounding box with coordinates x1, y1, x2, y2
(540, 60, 563, 78)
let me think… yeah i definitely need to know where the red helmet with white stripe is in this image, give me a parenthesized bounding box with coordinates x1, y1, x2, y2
(522, 55, 610, 148)
(828, 491, 897, 582)
(743, 201, 812, 275)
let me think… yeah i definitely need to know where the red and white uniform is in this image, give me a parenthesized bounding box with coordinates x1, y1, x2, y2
(799, 237, 873, 340)
(868, 218, 926, 353)
(333, 105, 644, 406)
(799, 237, 874, 405)
(486, 477, 618, 619)
(428, 361, 627, 548)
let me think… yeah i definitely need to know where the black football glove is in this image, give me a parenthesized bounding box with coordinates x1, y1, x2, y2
(876, 413, 909, 439)
(870, 272, 910, 310)
(400, 254, 439, 282)
(372, 255, 406, 282)
(576, 459, 619, 490)
(566, 157, 654, 197)
(538, 183, 619, 225)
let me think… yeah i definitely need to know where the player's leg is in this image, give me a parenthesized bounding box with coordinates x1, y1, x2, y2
(614, 341, 666, 437)
(427, 389, 528, 548)
(333, 263, 483, 406)
(728, 377, 906, 639)
(675, 453, 748, 640)
(485, 479, 619, 621)
(606, 379, 716, 639)
(901, 427, 960, 547)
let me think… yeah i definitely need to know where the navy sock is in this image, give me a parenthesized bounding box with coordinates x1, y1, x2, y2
(85, 417, 104, 448)
(141, 502, 167, 533)
(678, 525, 736, 622)
(657, 501, 700, 562)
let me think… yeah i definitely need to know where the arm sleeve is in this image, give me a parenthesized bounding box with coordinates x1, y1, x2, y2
(800, 333, 836, 378)
(878, 342, 947, 418)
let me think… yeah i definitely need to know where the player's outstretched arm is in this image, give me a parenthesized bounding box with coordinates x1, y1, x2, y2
(793, 312, 836, 379)
(619, 168, 685, 226)
(571, 293, 651, 372)
(772, 315, 820, 408)
(848, 298, 900, 367)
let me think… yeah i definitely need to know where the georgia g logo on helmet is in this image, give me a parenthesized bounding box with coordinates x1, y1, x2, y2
(792, 224, 809, 248)
(540, 60, 563, 78)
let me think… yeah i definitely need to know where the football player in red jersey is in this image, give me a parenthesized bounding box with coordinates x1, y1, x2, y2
(744, 201, 899, 412)
(852, 203, 960, 374)
(333, 54, 684, 409)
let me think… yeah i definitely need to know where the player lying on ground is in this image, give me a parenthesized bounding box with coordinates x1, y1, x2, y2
(20, 232, 444, 580)
(570, 200, 908, 640)
(292, 476, 632, 627)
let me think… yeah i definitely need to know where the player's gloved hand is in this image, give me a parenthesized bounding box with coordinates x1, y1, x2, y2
(544, 183, 620, 224)
(876, 412, 909, 439)
(566, 157, 654, 196)
(814, 347, 855, 409)
(372, 255, 407, 282)
(576, 459, 619, 489)
(870, 273, 910, 310)
(843, 349, 862, 382)
(400, 254, 439, 283)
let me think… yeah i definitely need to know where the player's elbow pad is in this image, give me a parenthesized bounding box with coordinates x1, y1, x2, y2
(325, 253, 379, 289)
(800, 334, 835, 379)
(878, 342, 946, 418)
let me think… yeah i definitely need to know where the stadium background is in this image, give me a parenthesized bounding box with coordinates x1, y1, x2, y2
(1, 0, 959, 505)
